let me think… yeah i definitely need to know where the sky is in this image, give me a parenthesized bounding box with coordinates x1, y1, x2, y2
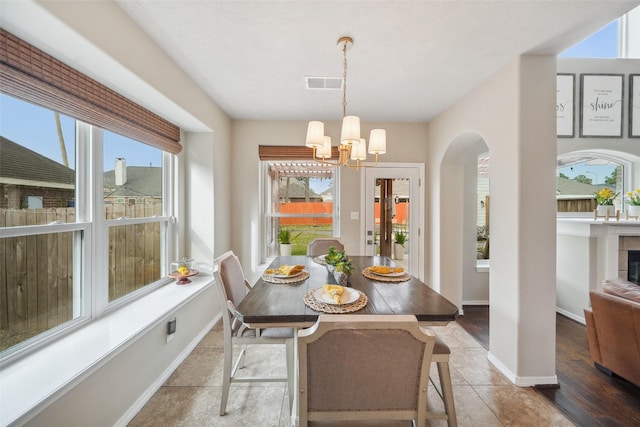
(0, 94, 162, 171)
(0, 18, 620, 184)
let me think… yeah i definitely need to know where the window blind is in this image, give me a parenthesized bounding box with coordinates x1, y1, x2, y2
(0, 29, 182, 154)
(258, 145, 339, 160)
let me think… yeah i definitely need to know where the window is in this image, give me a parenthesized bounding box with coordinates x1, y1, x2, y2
(262, 161, 338, 258)
(0, 29, 180, 361)
(477, 153, 489, 260)
(0, 94, 174, 357)
(557, 153, 626, 215)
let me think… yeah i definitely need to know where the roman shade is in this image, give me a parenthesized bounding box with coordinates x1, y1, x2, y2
(259, 145, 339, 160)
(0, 29, 181, 154)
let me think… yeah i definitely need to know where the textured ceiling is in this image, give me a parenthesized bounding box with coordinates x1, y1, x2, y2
(114, 1, 639, 123)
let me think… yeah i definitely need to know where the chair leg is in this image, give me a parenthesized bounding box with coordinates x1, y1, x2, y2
(220, 338, 233, 416)
(437, 361, 457, 427)
(240, 343, 250, 369)
(285, 338, 295, 413)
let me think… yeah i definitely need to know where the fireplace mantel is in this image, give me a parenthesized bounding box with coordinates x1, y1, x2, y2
(557, 218, 640, 323)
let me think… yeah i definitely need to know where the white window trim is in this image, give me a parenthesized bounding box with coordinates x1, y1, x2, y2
(259, 160, 340, 264)
(557, 150, 632, 215)
(1, 121, 178, 365)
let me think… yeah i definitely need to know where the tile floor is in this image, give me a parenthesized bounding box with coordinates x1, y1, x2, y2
(128, 320, 574, 426)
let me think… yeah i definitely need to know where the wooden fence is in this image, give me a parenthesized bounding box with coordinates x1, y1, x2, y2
(0, 204, 162, 348)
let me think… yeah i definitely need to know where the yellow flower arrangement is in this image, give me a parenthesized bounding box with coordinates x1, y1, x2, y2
(626, 189, 640, 206)
(594, 188, 619, 205)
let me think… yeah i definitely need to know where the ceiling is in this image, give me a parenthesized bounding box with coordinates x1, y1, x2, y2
(113, 1, 639, 124)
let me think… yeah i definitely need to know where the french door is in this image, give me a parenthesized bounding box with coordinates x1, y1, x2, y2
(360, 164, 424, 279)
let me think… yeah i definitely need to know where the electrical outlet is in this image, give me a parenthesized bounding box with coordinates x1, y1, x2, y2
(166, 317, 176, 343)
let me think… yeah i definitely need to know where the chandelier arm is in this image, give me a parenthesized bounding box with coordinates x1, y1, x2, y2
(312, 147, 341, 166)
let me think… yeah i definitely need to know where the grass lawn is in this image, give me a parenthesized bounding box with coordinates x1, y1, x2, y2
(283, 225, 334, 255)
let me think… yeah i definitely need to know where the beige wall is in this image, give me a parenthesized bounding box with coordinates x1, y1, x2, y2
(429, 55, 558, 384)
(230, 120, 429, 281)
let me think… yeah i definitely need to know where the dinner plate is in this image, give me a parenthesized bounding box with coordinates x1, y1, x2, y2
(369, 268, 405, 277)
(313, 287, 359, 305)
(272, 270, 303, 279)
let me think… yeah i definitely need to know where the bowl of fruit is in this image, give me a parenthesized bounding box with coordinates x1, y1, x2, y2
(169, 258, 198, 285)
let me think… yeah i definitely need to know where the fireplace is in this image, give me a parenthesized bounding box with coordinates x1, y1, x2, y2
(619, 236, 640, 283)
(629, 251, 640, 285)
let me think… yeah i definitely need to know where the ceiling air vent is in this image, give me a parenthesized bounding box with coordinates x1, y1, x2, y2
(305, 76, 343, 90)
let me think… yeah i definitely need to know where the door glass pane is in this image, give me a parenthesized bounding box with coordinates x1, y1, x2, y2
(374, 178, 409, 269)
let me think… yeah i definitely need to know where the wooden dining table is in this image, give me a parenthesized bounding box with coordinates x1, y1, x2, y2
(236, 255, 459, 328)
(236, 255, 459, 423)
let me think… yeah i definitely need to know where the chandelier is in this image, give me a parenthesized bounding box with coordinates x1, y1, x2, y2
(305, 36, 386, 169)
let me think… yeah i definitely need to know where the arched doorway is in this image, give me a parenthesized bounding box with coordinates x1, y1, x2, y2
(438, 132, 490, 314)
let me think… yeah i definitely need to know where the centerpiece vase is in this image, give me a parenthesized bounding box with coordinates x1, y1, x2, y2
(333, 271, 349, 286)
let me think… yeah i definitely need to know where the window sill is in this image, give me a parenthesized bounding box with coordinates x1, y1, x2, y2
(0, 274, 215, 426)
(476, 259, 490, 272)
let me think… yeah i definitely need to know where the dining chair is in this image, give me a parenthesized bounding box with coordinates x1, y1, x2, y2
(427, 334, 457, 427)
(297, 314, 436, 427)
(306, 238, 345, 256)
(213, 251, 295, 416)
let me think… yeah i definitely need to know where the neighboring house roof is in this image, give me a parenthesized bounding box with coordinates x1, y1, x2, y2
(556, 176, 611, 196)
(278, 177, 321, 200)
(103, 166, 161, 198)
(0, 136, 74, 186)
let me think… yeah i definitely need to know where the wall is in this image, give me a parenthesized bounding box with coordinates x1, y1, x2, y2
(230, 120, 429, 282)
(24, 284, 218, 427)
(429, 55, 558, 385)
(557, 58, 640, 157)
(556, 222, 597, 322)
(0, 2, 230, 424)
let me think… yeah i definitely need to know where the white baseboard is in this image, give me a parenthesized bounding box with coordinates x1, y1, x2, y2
(115, 313, 222, 427)
(487, 352, 558, 386)
(555, 307, 585, 325)
(462, 300, 489, 305)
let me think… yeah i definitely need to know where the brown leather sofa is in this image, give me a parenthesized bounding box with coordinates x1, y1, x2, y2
(584, 278, 640, 388)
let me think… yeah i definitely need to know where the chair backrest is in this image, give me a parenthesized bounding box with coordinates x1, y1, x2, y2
(298, 314, 435, 427)
(307, 238, 345, 256)
(213, 251, 248, 308)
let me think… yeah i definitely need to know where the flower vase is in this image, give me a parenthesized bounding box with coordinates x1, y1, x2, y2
(629, 205, 640, 217)
(596, 205, 615, 217)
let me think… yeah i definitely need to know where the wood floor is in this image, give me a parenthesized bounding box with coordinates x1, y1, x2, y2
(457, 306, 640, 427)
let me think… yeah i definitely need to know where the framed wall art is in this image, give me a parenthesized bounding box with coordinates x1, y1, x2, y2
(556, 74, 575, 137)
(631, 74, 640, 138)
(580, 74, 624, 138)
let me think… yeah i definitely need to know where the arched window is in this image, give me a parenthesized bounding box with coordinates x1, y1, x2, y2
(557, 152, 629, 215)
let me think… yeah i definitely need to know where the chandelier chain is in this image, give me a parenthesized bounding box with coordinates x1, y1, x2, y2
(342, 40, 348, 118)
